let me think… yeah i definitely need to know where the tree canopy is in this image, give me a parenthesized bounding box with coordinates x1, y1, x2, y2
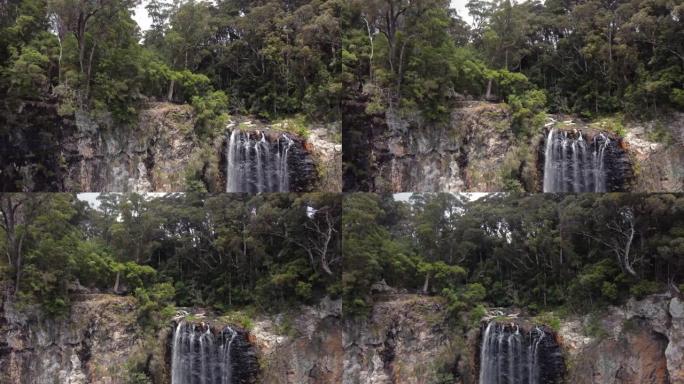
(0, 193, 341, 317)
(343, 193, 684, 317)
(0, 0, 343, 129)
(344, 0, 684, 120)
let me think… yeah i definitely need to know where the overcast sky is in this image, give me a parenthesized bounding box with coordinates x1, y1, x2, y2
(132, 0, 473, 33)
(394, 192, 488, 202)
(77, 193, 168, 210)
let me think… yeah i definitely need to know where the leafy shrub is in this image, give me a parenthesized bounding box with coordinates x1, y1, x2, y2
(219, 309, 255, 330)
(121, 262, 157, 289)
(135, 282, 176, 330)
(592, 115, 626, 137)
(671, 88, 684, 108)
(507, 89, 547, 137)
(273, 114, 311, 138)
(494, 70, 531, 98)
(629, 280, 661, 299)
(646, 121, 673, 145)
(191, 90, 230, 137)
(601, 282, 618, 301)
(535, 312, 561, 331)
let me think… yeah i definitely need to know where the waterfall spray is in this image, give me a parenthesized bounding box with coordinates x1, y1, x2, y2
(171, 321, 238, 384)
(542, 129, 611, 192)
(225, 129, 294, 192)
(479, 322, 560, 384)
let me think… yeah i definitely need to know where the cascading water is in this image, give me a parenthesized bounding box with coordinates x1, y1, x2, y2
(542, 129, 611, 192)
(479, 322, 563, 384)
(171, 321, 238, 384)
(225, 130, 294, 192)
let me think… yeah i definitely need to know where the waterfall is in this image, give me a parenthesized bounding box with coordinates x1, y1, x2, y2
(171, 321, 238, 384)
(542, 129, 611, 192)
(479, 322, 556, 384)
(225, 130, 294, 192)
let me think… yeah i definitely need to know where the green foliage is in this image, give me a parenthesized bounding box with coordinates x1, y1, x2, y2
(191, 90, 229, 137)
(646, 121, 674, 145)
(134, 282, 176, 330)
(124, 346, 154, 384)
(342, 193, 684, 320)
(346, 0, 684, 120)
(584, 312, 609, 339)
(493, 70, 531, 99)
(3, 46, 50, 98)
(535, 312, 561, 332)
(591, 116, 626, 137)
(219, 310, 255, 330)
(126, 372, 152, 384)
(671, 89, 684, 108)
(568, 259, 620, 309)
(273, 115, 311, 138)
(1, 0, 343, 138)
(629, 280, 662, 299)
(507, 89, 547, 137)
(121, 262, 157, 289)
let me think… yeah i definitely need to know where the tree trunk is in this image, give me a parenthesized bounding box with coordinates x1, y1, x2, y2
(167, 79, 175, 101)
(363, 17, 374, 80)
(113, 271, 120, 293)
(422, 273, 430, 294)
(486, 78, 493, 100)
(85, 42, 96, 100)
(14, 246, 22, 293)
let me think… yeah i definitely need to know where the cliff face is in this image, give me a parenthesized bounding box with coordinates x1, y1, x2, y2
(354, 102, 517, 192)
(251, 297, 344, 383)
(561, 294, 683, 384)
(623, 114, 684, 192)
(0, 293, 148, 384)
(343, 295, 468, 384)
(1, 292, 680, 384)
(0, 102, 336, 192)
(344, 97, 683, 192)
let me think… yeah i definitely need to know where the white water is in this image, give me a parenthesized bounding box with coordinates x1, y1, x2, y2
(543, 129, 611, 192)
(225, 130, 294, 192)
(171, 321, 238, 384)
(479, 322, 547, 384)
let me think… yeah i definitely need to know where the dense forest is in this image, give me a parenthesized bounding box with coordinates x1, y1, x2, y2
(344, 0, 684, 121)
(0, 0, 343, 130)
(343, 193, 684, 323)
(0, 193, 341, 322)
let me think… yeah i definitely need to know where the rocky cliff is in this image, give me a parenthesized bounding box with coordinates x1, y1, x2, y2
(561, 294, 683, 384)
(344, 101, 519, 192)
(0, 293, 152, 383)
(252, 297, 344, 383)
(1, 292, 680, 384)
(343, 294, 468, 384)
(0, 102, 339, 192)
(344, 97, 683, 192)
(623, 114, 684, 192)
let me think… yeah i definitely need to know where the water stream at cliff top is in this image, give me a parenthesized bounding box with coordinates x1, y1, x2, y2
(171, 321, 237, 384)
(542, 129, 610, 192)
(225, 130, 293, 192)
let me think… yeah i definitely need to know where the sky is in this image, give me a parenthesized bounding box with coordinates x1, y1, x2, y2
(394, 192, 488, 202)
(131, 0, 473, 33)
(133, 1, 153, 32)
(451, 0, 473, 24)
(77, 193, 167, 210)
